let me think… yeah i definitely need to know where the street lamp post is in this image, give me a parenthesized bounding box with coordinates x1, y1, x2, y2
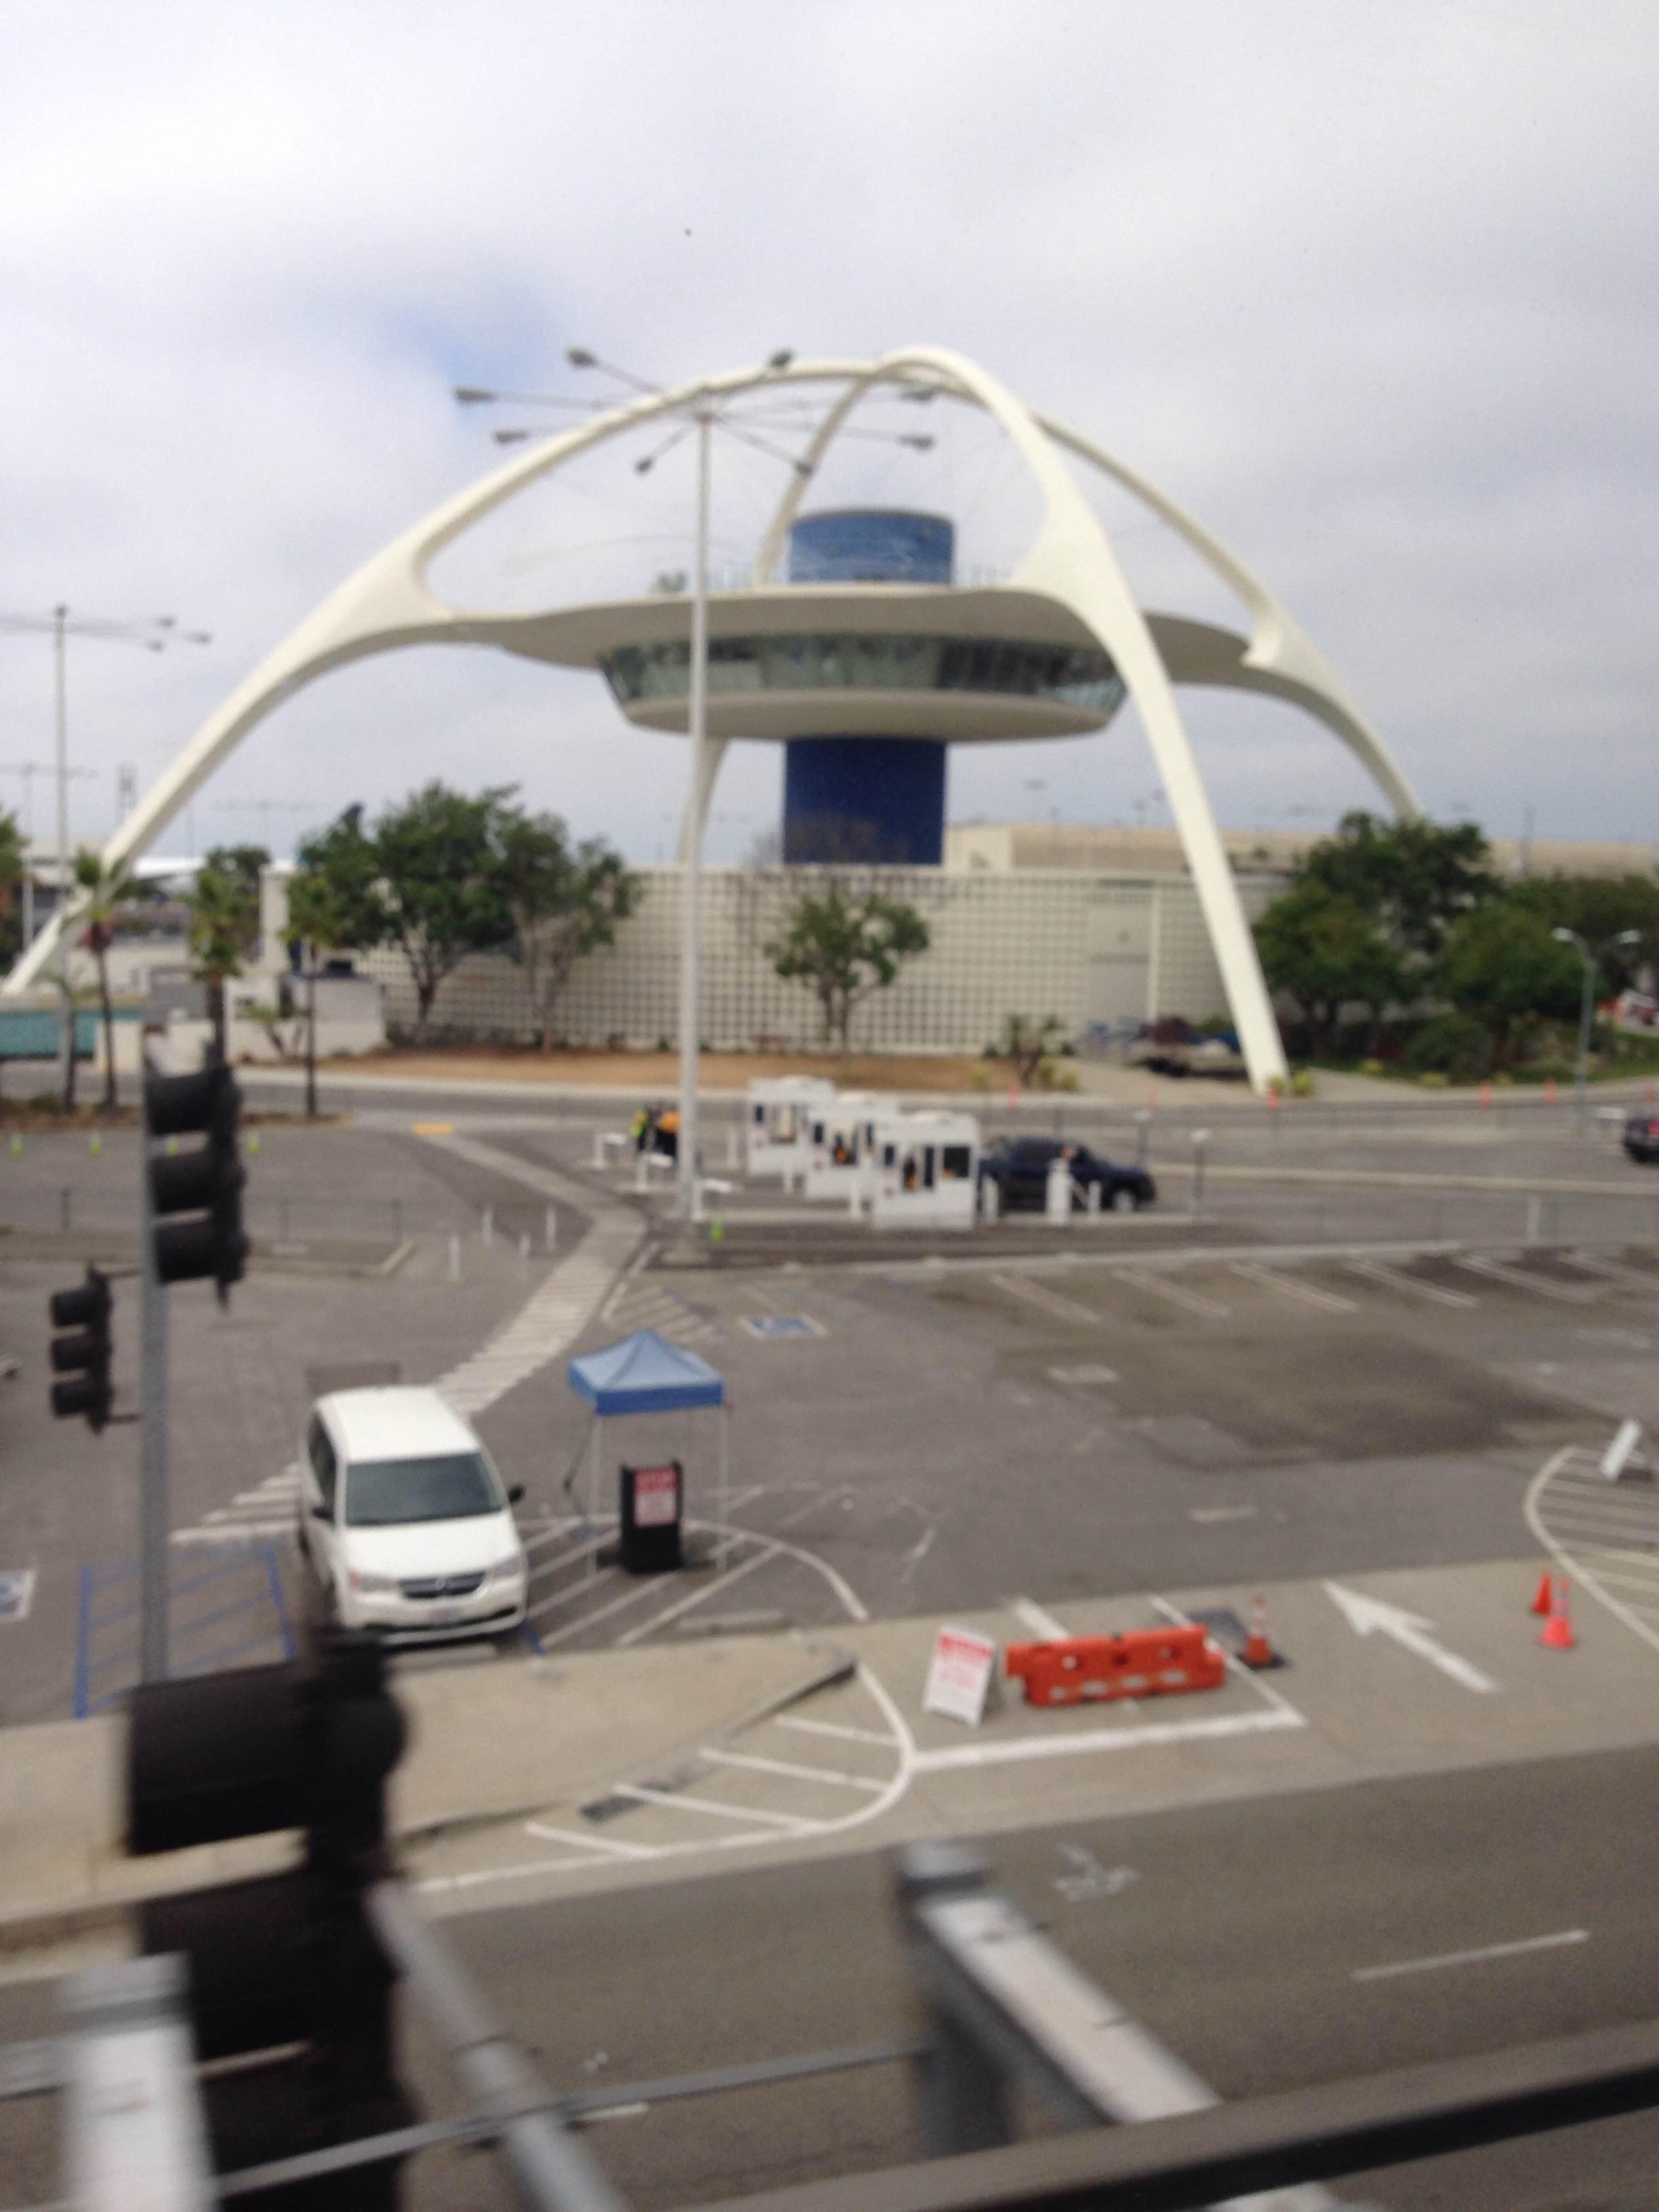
(1553, 926, 1641, 1134)
(459, 356, 935, 1224)
(1, 609, 210, 1089)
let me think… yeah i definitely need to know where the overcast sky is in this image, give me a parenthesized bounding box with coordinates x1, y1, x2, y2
(3, 0, 1656, 866)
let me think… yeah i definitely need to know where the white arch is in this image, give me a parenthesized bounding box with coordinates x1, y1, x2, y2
(5, 352, 1413, 1093)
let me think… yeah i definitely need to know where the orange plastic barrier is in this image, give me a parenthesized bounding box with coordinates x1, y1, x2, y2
(1004, 1626, 1226, 1708)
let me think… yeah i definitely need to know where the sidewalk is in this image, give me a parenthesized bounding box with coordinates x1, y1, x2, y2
(0, 1631, 851, 1954)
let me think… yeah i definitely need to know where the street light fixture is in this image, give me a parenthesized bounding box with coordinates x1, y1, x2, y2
(1553, 926, 1641, 1133)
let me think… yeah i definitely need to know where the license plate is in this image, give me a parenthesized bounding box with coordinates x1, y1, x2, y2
(428, 1607, 462, 1626)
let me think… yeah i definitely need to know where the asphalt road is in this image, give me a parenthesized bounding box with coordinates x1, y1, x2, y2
(5, 1748, 1659, 2209)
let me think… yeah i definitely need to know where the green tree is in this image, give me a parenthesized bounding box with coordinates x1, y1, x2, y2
(1253, 880, 1406, 1057)
(996, 1013, 1067, 1086)
(497, 808, 638, 1050)
(1295, 811, 1498, 960)
(1509, 873, 1659, 998)
(1434, 898, 1582, 1069)
(73, 851, 142, 1113)
(765, 884, 930, 1049)
(186, 844, 268, 1059)
(285, 856, 373, 1120)
(365, 783, 516, 1042)
(0, 806, 23, 967)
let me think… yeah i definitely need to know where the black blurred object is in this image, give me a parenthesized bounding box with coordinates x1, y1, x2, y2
(144, 1054, 249, 1301)
(127, 1633, 413, 2205)
(47, 1264, 112, 1431)
(620, 1458, 684, 1573)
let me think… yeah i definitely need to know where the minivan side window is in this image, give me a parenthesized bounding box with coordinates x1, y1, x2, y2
(307, 1418, 338, 1516)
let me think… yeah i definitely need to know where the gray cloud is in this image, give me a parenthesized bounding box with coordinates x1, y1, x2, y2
(1, 0, 1655, 865)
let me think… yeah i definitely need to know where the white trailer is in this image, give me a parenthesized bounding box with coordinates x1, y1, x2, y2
(867, 1110, 981, 1230)
(745, 1076, 836, 1184)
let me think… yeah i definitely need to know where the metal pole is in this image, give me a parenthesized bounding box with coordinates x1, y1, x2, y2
(54, 607, 71, 1096)
(139, 1094, 169, 1683)
(304, 951, 318, 1120)
(366, 1881, 628, 2212)
(678, 407, 712, 1224)
(1576, 949, 1593, 1136)
(20, 764, 33, 951)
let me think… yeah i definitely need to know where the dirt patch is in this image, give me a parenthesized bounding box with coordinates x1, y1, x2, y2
(325, 1046, 1023, 1093)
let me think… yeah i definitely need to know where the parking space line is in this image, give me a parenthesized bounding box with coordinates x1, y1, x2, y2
(990, 1273, 1102, 1328)
(1111, 1270, 1231, 1319)
(1352, 1929, 1588, 1983)
(1455, 1254, 1598, 1303)
(525, 1822, 657, 1861)
(912, 1704, 1303, 1774)
(612, 1542, 783, 1647)
(526, 1535, 609, 1580)
(611, 1784, 817, 1832)
(1149, 1593, 1304, 1719)
(1227, 1263, 1357, 1314)
(1007, 1595, 1071, 1641)
(775, 1715, 899, 1748)
(1568, 1250, 1659, 1288)
(697, 1748, 887, 1794)
(1345, 1259, 1478, 1309)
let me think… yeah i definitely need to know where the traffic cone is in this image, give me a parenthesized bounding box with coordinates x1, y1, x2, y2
(1240, 1591, 1279, 1669)
(1529, 1570, 1554, 1617)
(1539, 1578, 1576, 1651)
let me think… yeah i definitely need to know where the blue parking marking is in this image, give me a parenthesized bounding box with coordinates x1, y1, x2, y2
(741, 1313, 825, 1340)
(73, 1540, 297, 1715)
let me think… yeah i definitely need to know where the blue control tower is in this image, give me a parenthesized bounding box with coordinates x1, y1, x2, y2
(782, 510, 955, 865)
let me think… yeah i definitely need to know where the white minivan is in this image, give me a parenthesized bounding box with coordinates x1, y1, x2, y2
(298, 1387, 528, 1641)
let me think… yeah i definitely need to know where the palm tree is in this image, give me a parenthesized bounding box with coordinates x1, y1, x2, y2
(73, 851, 140, 1114)
(186, 846, 267, 1061)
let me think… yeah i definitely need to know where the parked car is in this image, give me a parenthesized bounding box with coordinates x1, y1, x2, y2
(1625, 1109, 1659, 1165)
(1124, 1019, 1246, 1079)
(298, 1386, 528, 1640)
(979, 1135, 1156, 1212)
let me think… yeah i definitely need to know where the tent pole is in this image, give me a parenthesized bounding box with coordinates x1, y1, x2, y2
(589, 1422, 600, 1576)
(718, 1405, 729, 1576)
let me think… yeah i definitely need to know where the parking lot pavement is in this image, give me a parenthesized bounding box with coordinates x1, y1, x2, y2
(403, 1528, 1659, 1917)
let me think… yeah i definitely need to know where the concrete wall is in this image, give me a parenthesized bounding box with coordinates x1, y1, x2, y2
(354, 865, 1271, 1050)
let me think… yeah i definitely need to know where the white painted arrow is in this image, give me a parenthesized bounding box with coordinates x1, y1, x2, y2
(1324, 1583, 1499, 1694)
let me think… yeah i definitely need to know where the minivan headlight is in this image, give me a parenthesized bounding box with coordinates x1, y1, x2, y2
(348, 1569, 400, 1594)
(486, 1554, 525, 1582)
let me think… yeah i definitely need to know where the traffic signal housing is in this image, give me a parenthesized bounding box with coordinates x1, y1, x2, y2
(127, 1634, 413, 2203)
(144, 1058, 248, 1301)
(48, 1265, 113, 1431)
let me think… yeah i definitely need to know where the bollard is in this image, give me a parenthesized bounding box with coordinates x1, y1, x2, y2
(1086, 1179, 1101, 1216)
(980, 1174, 999, 1223)
(545, 1202, 558, 1253)
(634, 1149, 648, 1193)
(481, 1203, 493, 1248)
(518, 1231, 530, 1279)
(447, 1233, 461, 1282)
(1133, 1108, 1151, 1168)
(1525, 1194, 1542, 1246)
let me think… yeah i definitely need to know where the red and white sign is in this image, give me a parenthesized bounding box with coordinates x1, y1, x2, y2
(922, 1624, 998, 1727)
(632, 1465, 680, 1528)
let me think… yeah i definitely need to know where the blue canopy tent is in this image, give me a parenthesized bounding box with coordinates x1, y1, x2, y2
(566, 1330, 731, 1574)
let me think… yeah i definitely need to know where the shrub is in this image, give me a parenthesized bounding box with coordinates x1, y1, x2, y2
(1288, 1069, 1317, 1098)
(1402, 1012, 1492, 1084)
(1359, 1058, 1385, 1077)
(1418, 1069, 1450, 1089)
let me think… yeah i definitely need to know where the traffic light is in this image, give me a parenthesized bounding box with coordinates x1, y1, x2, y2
(47, 1265, 112, 1431)
(144, 1056, 247, 1301)
(127, 1633, 413, 2205)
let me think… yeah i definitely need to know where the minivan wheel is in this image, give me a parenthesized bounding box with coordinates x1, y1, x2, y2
(1110, 1186, 1138, 1214)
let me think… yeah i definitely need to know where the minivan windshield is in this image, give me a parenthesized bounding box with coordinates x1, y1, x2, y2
(344, 1452, 501, 1526)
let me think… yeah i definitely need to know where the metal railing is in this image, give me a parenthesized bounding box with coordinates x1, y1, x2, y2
(21, 1838, 1659, 2209)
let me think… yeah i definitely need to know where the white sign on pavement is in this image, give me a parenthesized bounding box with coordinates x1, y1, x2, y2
(1324, 1582, 1499, 1694)
(922, 1624, 998, 1726)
